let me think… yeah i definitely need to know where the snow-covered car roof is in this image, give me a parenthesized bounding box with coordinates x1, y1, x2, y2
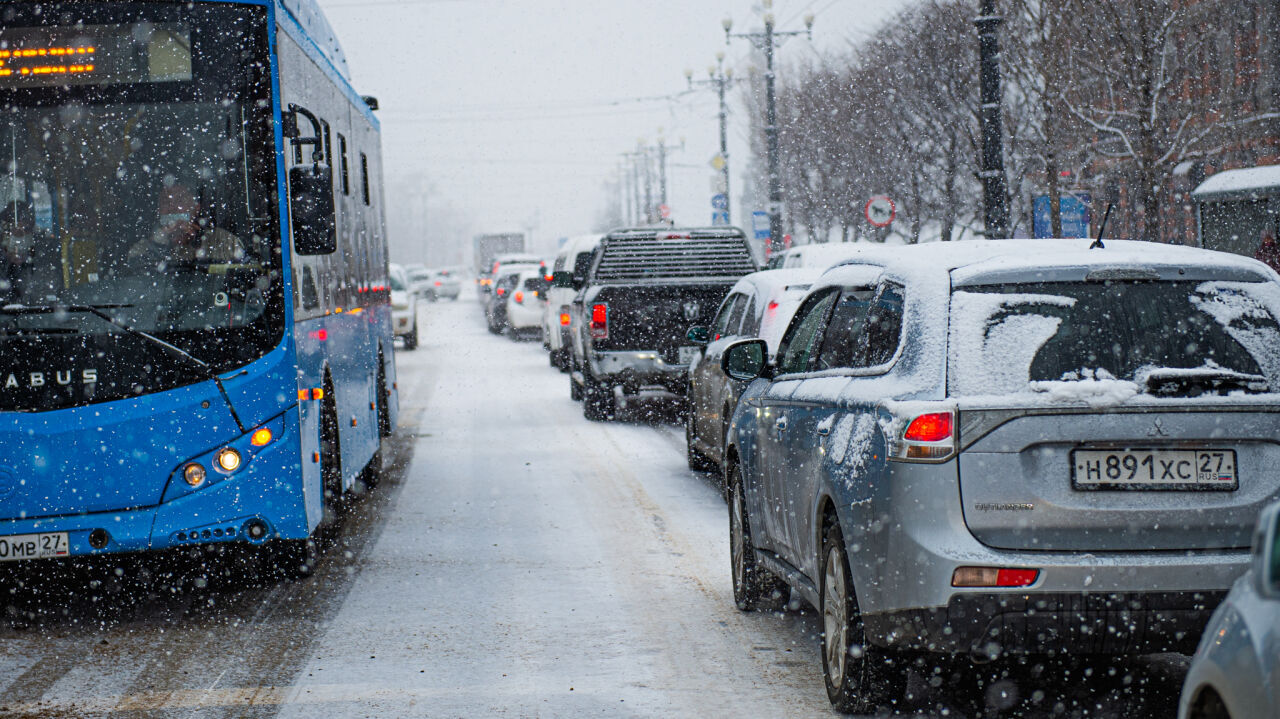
(557, 234, 603, 260)
(728, 268, 823, 300)
(772, 242, 884, 271)
(817, 239, 1276, 292)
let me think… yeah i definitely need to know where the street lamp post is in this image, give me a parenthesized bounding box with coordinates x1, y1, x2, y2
(686, 53, 735, 225)
(976, 0, 1009, 239)
(725, 3, 813, 256)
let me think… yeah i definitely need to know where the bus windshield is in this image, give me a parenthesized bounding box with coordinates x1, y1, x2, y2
(0, 3, 280, 412)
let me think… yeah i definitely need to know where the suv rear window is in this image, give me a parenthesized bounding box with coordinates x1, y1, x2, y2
(948, 280, 1280, 398)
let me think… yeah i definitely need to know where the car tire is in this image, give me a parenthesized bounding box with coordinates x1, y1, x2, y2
(728, 464, 789, 612)
(403, 320, 419, 350)
(685, 408, 716, 472)
(549, 349, 558, 367)
(582, 376, 611, 421)
(820, 522, 905, 714)
(570, 374, 583, 402)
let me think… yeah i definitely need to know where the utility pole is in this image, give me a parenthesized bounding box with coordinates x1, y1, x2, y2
(726, 2, 813, 256)
(687, 53, 735, 225)
(639, 142, 654, 224)
(657, 136, 668, 214)
(976, 0, 1009, 239)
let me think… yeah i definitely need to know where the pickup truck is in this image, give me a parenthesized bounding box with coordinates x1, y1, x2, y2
(567, 227, 758, 421)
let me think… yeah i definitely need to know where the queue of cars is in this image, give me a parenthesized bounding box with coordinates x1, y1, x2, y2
(523, 231, 1280, 716)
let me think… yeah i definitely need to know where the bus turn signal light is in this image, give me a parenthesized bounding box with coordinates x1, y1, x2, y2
(250, 428, 274, 447)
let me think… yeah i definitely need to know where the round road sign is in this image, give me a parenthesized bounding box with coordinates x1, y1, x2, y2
(865, 195, 896, 227)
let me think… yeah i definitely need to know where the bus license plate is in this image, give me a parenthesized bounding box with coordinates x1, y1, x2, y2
(1072, 448, 1237, 490)
(0, 532, 70, 562)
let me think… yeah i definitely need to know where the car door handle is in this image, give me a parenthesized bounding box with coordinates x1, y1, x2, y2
(775, 416, 788, 432)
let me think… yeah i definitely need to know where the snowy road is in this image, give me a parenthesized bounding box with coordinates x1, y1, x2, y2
(0, 297, 1188, 717)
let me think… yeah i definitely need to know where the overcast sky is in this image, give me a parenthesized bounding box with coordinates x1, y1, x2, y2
(314, 0, 909, 264)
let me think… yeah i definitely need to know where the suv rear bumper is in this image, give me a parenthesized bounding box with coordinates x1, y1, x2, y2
(863, 590, 1224, 657)
(587, 351, 689, 395)
(841, 459, 1249, 657)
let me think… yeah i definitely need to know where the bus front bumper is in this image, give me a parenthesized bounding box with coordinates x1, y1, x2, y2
(0, 411, 308, 561)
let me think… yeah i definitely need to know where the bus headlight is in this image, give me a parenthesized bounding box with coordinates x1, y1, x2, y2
(216, 448, 243, 473)
(184, 463, 207, 487)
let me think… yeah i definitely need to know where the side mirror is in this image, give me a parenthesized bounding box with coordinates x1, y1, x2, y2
(1253, 503, 1280, 599)
(686, 326, 710, 345)
(722, 339, 768, 382)
(289, 163, 336, 255)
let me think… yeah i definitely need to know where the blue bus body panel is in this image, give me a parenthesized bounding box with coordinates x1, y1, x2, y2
(0, 404, 308, 554)
(0, 382, 239, 521)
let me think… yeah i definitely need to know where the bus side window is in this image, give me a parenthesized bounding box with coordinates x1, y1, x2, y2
(338, 134, 350, 196)
(301, 265, 319, 311)
(361, 152, 370, 206)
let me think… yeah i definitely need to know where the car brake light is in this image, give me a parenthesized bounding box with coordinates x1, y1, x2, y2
(888, 408, 956, 463)
(952, 567, 1039, 588)
(496, 287, 506, 296)
(544, 273, 554, 282)
(560, 310, 571, 326)
(434, 280, 442, 286)
(590, 303, 608, 339)
(904, 413, 952, 442)
(514, 291, 524, 304)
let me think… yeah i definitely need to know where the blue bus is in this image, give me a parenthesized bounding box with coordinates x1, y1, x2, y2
(0, 0, 398, 576)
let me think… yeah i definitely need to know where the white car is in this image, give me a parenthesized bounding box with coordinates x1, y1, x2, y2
(388, 264, 419, 350)
(543, 234, 602, 370)
(1180, 501, 1280, 719)
(766, 242, 888, 271)
(505, 268, 549, 338)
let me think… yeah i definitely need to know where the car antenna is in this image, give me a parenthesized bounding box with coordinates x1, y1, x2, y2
(1090, 203, 1114, 249)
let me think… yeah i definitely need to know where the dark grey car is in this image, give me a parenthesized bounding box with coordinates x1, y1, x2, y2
(722, 240, 1280, 713)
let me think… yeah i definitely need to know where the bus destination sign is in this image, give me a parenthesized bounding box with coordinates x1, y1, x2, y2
(0, 23, 190, 89)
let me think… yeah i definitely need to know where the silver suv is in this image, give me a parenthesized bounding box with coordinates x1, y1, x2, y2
(721, 240, 1280, 713)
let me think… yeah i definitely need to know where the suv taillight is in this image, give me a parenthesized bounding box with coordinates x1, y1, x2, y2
(888, 406, 956, 463)
(590, 303, 608, 339)
(560, 307, 572, 326)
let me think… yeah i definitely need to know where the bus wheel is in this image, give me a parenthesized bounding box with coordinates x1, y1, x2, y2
(376, 354, 392, 439)
(320, 386, 343, 524)
(269, 538, 319, 581)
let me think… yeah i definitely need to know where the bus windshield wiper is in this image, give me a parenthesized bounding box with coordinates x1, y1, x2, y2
(0, 303, 247, 432)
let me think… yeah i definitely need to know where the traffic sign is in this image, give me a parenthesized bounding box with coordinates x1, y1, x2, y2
(659, 204, 671, 220)
(710, 154, 726, 171)
(711, 210, 730, 225)
(751, 211, 771, 240)
(865, 195, 895, 227)
(711, 193, 728, 211)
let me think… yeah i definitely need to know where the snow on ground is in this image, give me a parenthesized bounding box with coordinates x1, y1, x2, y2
(274, 297, 830, 718)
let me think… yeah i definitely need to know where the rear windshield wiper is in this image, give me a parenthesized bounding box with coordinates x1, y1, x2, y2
(0, 303, 247, 431)
(1141, 368, 1269, 398)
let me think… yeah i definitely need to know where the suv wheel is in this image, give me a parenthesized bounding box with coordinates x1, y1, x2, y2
(582, 376, 612, 421)
(820, 522, 904, 713)
(728, 464, 788, 611)
(685, 408, 716, 472)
